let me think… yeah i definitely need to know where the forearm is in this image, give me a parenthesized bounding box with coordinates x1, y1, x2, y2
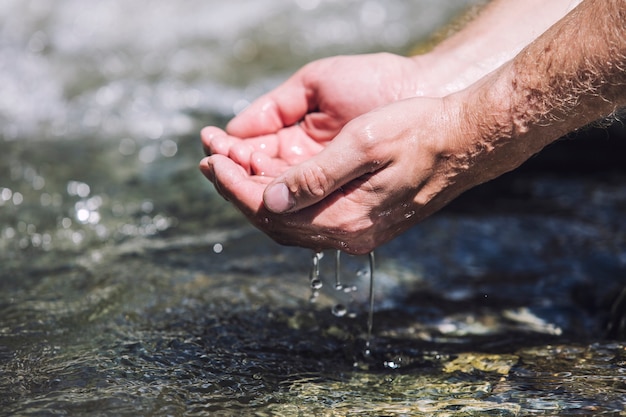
(450, 0, 626, 184)
(508, 0, 626, 135)
(416, 0, 582, 95)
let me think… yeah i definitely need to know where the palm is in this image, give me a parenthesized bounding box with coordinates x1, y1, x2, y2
(202, 53, 425, 175)
(282, 53, 422, 142)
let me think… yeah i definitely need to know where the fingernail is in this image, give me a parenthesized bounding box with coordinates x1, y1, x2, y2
(264, 183, 295, 213)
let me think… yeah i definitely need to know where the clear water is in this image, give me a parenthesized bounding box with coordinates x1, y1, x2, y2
(2, 0, 626, 416)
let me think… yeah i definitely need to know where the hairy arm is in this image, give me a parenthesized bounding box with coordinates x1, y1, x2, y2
(452, 0, 626, 184)
(509, 0, 626, 130)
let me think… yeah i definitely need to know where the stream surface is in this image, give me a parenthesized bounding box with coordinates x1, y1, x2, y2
(2, 1, 626, 416)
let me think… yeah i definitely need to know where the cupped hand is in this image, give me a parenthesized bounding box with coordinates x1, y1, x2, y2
(200, 95, 483, 254)
(201, 53, 442, 174)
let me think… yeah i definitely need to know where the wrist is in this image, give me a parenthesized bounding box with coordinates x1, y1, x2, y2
(409, 52, 467, 96)
(411, 46, 516, 97)
(410, 0, 583, 97)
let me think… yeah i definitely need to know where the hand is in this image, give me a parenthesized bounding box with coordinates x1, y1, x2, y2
(201, 53, 445, 174)
(200, 95, 486, 254)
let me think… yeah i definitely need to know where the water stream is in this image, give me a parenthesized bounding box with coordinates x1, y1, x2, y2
(2, 1, 626, 415)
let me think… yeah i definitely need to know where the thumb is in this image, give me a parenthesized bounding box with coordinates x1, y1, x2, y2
(263, 133, 369, 213)
(227, 75, 309, 138)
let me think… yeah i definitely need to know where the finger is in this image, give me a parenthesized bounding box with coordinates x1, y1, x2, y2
(226, 73, 310, 138)
(198, 156, 214, 182)
(250, 151, 290, 177)
(299, 111, 343, 143)
(200, 126, 224, 155)
(200, 126, 225, 145)
(202, 125, 282, 158)
(201, 126, 236, 156)
(227, 131, 289, 173)
(263, 129, 374, 213)
(199, 156, 227, 201)
(228, 141, 255, 174)
(202, 155, 273, 215)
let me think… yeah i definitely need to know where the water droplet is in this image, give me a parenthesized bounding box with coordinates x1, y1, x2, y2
(343, 285, 357, 293)
(61, 217, 72, 229)
(138, 145, 157, 163)
(67, 180, 90, 197)
(4, 227, 15, 239)
(309, 252, 322, 279)
(384, 360, 400, 369)
(12, 192, 23, 206)
(332, 304, 347, 317)
(356, 268, 368, 277)
(334, 250, 342, 291)
(365, 251, 375, 356)
(76, 208, 90, 223)
(160, 139, 178, 157)
(363, 347, 371, 358)
(308, 251, 323, 302)
(0, 188, 12, 201)
(141, 200, 154, 213)
(32, 175, 45, 190)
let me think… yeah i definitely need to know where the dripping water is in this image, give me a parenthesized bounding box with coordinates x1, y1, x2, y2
(364, 251, 375, 357)
(334, 249, 343, 290)
(331, 250, 346, 318)
(311, 249, 376, 357)
(309, 251, 323, 302)
(331, 303, 348, 317)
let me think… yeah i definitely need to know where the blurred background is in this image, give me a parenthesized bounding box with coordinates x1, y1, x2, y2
(1, 1, 626, 416)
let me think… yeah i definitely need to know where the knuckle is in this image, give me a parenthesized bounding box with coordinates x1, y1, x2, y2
(349, 119, 385, 170)
(297, 164, 331, 199)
